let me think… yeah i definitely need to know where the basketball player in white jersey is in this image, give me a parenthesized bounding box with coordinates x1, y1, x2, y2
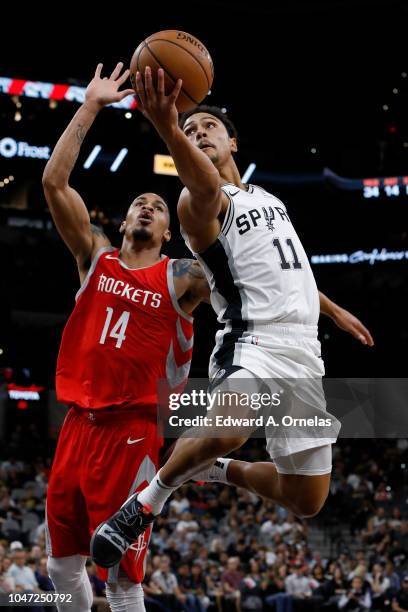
(92, 67, 374, 568)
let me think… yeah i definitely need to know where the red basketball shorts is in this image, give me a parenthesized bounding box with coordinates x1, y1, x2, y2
(46, 406, 161, 584)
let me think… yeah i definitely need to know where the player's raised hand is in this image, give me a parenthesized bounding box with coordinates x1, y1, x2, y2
(333, 307, 374, 346)
(135, 67, 182, 141)
(85, 62, 135, 110)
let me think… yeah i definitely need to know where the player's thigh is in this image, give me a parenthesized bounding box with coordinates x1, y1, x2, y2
(208, 366, 266, 441)
(83, 419, 160, 527)
(47, 410, 90, 555)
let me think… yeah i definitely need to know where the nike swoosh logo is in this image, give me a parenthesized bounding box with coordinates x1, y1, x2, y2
(127, 437, 145, 445)
(106, 255, 120, 260)
(229, 190, 240, 196)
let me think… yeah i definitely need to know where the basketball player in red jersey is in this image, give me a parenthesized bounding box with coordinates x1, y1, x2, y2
(42, 63, 210, 612)
(91, 67, 374, 571)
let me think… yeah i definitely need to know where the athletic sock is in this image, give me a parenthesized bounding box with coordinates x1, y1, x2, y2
(193, 457, 232, 484)
(137, 471, 178, 515)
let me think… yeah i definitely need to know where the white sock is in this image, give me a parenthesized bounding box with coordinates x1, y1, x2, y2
(137, 471, 178, 515)
(193, 457, 232, 484)
(106, 580, 145, 612)
(47, 555, 93, 612)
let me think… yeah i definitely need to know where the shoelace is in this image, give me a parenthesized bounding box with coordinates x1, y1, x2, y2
(118, 499, 141, 526)
(116, 500, 146, 529)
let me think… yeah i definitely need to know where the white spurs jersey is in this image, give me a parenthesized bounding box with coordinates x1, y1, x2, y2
(184, 183, 319, 326)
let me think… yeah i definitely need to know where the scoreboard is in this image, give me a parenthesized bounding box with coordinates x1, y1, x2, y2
(324, 168, 408, 199)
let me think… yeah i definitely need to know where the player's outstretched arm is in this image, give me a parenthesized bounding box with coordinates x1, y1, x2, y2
(134, 67, 223, 227)
(42, 62, 133, 265)
(319, 291, 374, 346)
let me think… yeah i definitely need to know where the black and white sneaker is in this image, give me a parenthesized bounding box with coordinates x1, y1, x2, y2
(90, 493, 155, 568)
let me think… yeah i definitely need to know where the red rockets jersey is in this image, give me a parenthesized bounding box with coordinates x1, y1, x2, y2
(56, 247, 194, 410)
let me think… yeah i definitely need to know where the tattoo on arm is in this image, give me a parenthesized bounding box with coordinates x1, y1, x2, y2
(76, 124, 86, 145)
(173, 259, 210, 304)
(172, 258, 195, 277)
(187, 261, 206, 280)
(172, 258, 206, 279)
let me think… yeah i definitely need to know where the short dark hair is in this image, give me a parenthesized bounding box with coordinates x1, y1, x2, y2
(179, 105, 238, 140)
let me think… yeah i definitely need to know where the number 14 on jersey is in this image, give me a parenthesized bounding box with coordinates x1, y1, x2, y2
(99, 307, 130, 348)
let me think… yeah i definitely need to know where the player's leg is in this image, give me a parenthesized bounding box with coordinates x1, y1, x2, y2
(215, 329, 335, 517)
(86, 414, 161, 610)
(91, 371, 256, 567)
(46, 409, 94, 612)
(106, 579, 146, 612)
(152, 433, 249, 490)
(137, 367, 261, 509)
(197, 444, 332, 517)
(91, 432, 249, 568)
(47, 555, 93, 612)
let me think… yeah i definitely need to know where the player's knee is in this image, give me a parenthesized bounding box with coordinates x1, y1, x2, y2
(47, 556, 64, 582)
(106, 581, 144, 611)
(47, 555, 82, 584)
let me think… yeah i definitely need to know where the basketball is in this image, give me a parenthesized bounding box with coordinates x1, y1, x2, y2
(130, 30, 214, 112)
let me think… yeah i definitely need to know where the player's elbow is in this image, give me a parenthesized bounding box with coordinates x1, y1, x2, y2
(42, 165, 66, 191)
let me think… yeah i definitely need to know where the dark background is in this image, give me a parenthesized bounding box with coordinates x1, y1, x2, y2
(0, 0, 407, 396)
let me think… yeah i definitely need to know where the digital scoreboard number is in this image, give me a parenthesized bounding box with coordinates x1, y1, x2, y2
(362, 177, 408, 199)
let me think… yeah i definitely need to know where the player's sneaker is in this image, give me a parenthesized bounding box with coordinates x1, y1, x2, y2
(90, 493, 155, 568)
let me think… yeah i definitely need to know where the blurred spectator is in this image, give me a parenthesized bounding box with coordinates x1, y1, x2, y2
(151, 555, 185, 610)
(170, 490, 190, 516)
(392, 574, 408, 611)
(320, 565, 348, 605)
(221, 557, 242, 611)
(35, 556, 54, 592)
(338, 576, 372, 610)
(366, 563, 390, 609)
(6, 548, 40, 591)
(285, 561, 318, 599)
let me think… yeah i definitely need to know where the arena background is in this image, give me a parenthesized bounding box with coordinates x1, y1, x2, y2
(0, 1, 408, 610)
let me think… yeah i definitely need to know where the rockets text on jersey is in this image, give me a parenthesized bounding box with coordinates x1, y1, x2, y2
(56, 248, 194, 410)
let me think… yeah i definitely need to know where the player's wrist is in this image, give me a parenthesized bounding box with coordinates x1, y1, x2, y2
(82, 99, 104, 115)
(157, 121, 180, 146)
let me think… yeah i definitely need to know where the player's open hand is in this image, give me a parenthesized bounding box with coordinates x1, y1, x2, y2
(85, 63, 134, 110)
(333, 307, 374, 346)
(135, 67, 182, 141)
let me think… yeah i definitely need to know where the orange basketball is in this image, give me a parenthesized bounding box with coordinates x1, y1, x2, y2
(130, 30, 214, 112)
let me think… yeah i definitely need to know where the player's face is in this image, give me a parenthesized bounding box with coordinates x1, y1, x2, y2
(182, 113, 237, 167)
(122, 193, 170, 243)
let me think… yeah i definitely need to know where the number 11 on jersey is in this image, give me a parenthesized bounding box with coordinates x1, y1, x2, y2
(272, 238, 302, 270)
(99, 307, 130, 348)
